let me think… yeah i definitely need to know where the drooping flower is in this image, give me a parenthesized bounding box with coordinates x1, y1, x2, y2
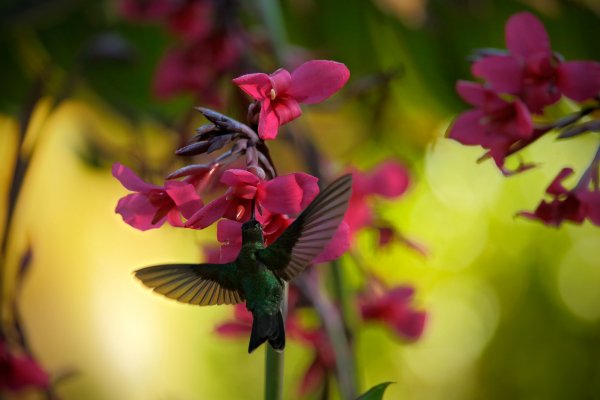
(448, 80, 534, 167)
(185, 169, 319, 229)
(233, 60, 350, 140)
(0, 342, 50, 392)
(345, 160, 410, 238)
(472, 12, 600, 113)
(519, 167, 600, 227)
(113, 163, 203, 231)
(359, 285, 426, 340)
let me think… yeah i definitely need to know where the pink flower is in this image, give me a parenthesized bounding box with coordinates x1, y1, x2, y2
(166, 0, 213, 41)
(0, 342, 50, 392)
(154, 32, 242, 105)
(448, 81, 533, 167)
(233, 60, 350, 140)
(359, 286, 426, 340)
(185, 169, 319, 229)
(113, 163, 203, 231)
(472, 12, 600, 113)
(345, 161, 410, 238)
(520, 167, 600, 227)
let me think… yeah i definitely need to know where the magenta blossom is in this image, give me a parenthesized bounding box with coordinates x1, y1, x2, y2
(113, 163, 203, 231)
(166, 0, 213, 41)
(154, 32, 242, 105)
(120, 0, 213, 41)
(345, 160, 410, 238)
(185, 169, 319, 229)
(0, 343, 50, 392)
(448, 81, 533, 167)
(359, 285, 426, 340)
(520, 167, 600, 227)
(233, 60, 350, 140)
(472, 12, 600, 113)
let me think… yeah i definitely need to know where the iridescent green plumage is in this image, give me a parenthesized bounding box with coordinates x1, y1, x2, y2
(135, 174, 352, 353)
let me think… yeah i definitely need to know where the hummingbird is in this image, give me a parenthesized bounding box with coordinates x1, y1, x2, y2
(135, 174, 352, 353)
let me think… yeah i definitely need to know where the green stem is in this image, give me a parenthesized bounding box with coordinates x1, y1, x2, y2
(265, 346, 284, 400)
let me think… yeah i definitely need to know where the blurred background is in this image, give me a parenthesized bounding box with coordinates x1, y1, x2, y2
(2, 0, 600, 399)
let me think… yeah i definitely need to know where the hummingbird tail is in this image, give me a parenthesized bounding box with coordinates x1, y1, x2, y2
(248, 310, 285, 354)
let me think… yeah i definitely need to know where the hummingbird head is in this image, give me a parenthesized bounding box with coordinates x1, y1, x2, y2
(241, 218, 264, 243)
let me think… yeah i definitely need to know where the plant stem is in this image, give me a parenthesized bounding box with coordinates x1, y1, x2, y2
(264, 346, 284, 400)
(296, 275, 357, 399)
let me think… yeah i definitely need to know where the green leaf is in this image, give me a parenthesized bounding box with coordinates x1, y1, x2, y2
(356, 382, 394, 400)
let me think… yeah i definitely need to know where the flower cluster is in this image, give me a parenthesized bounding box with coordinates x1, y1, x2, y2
(114, 60, 351, 265)
(450, 12, 600, 171)
(114, 57, 426, 397)
(448, 11, 600, 227)
(120, 0, 244, 105)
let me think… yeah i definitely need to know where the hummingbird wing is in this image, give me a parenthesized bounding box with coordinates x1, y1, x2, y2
(257, 174, 352, 281)
(135, 263, 245, 306)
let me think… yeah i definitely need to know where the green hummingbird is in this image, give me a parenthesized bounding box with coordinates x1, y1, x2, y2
(135, 174, 352, 353)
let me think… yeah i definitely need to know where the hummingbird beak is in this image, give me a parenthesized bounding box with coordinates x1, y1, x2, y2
(250, 198, 256, 221)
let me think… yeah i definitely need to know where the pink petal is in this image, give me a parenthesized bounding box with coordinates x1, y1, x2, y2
(344, 196, 372, 237)
(112, 163, 159, 192)
(273, 97, 302, 125)
(164, 181, 203, 219)
(232, 73, 271, 100)
(456, 81, 487, 106)
(214, 322, 251, 337)
(258, 98, 280, 140)
(153, 48, 186, 99)
(471, 55, 523, 94)
(115, 193, 165, 231)
(167, 0, 213, 41)
(513, 100, 534, 138)
(268, 68, 292, 96)
(547, 168, 574, 196)
(368, 161, 410, 198)
(298, 358, 326, 395)
(289, 60, 350, 104)
(259, 173, 319, 215)
(387, 286, 416, 302)
(185, 196, 230, 229)
(447, 109, 487, 146)
(578, 191, 600, 226)
(221, 169, 261, 187)
(505, 12, 551, 58)
(521, 81, 560, 114)
(557, 61, 600, 102)
(312, 222, 350, 264)
(394, 310, 427, 340)
(217, 219, 243, 262)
